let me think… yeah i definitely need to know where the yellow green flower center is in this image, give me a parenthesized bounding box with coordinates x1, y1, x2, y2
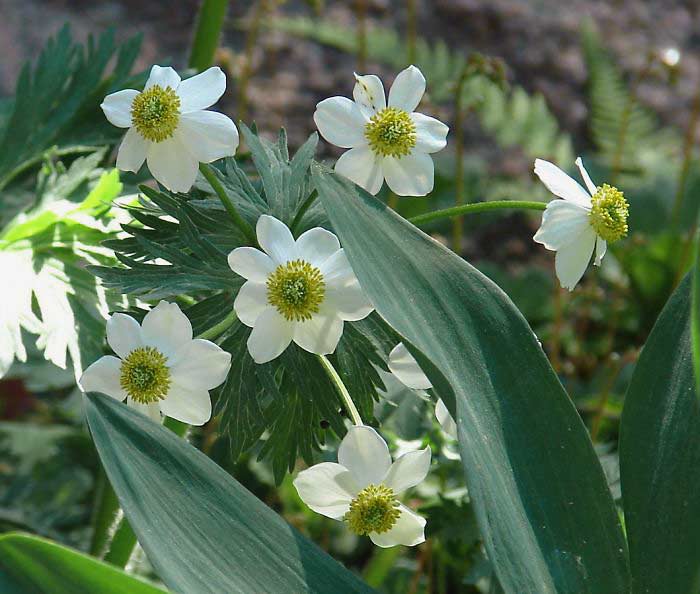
(589, 183, 629, 243)
(119, 347, 171, 404)
(364, 107, 417, 158)
(131, 85, 181, 143)
(266, 259, 325, 322)
(345, 484, 400, 536)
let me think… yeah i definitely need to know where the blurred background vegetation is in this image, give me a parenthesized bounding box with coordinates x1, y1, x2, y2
(1, 1, 698, 592)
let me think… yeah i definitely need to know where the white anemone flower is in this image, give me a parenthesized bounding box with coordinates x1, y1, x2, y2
(101, 65, 239, 192)
(388, 343, 456, 438)
(294, 425, 430, 547)
(79, 301, 231, 425)
(314, 65, 448, 196)
(533, 158, 629, 291)
(228, 215, 374, 364)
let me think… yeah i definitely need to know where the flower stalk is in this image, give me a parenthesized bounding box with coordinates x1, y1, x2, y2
(409, 200, 546, 226)
(188, 0, 229, 72)
(318, 354, 363, 425)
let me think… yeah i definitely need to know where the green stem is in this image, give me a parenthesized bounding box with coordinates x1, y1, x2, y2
(318, 354, 362, 425)
(197, 309, 238, 341)
(290, 190, 318, 235)
(692, 223, 700, 397)
(237, 0, 268, 123)
(189, 0, 230, 72)
(199, 162, 256, 245)
(409, 200, 546, 226)
(671, 81, 700, 226)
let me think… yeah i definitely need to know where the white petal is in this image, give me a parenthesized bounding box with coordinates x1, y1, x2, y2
(382, 446, 431, 495)
(127, 399, 162, 422)
(293, 312, 343, 355)
(388, 65, 426, 112)
(325, 281, 374, 322)
(247, 308, 294, 364)
(319, 249, 355, 285)
(144, 65, 181, 90)
(141, 301, 193, 358)
(335, 146, 384, 195)
(101, 89, 138, 128)
(79, 356, 125, 400)
(314, 97, 368, 148)
(234, 282, 269, 327)
(338, 425, 392, 489)
(296, 228, 340, 268)
(293, 462, 357, 519)
(353, 74, 386, 116)
(116, 127, 149, 172)
(435, 399, 457, 438)
(534, 159, 592, 208)
(146, 137, 199, 192)
(594, 237, 607, 266)
(382, 152, 434, 196)
(256, 215, 297, 265)
(106, 313, 143, 359)
(159, 384, 211, 426)
(555, 229, 597, 291)
(177, 67, 226, 113)
(533, 200, 591, 251)
(370, 505, 426, 548)
(170, 339, 232, 390)
(412, 113, 448, 154)
(575, 157, 598, 195)
(388, 343, 432, 390)
(177, 110, 239, 162)
(227, 247, 276, 281)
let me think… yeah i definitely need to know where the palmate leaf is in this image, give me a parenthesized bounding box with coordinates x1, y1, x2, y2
(619, 275, 700, 593)
(314, 165, 629, 594)
(85, 393, 374, 594)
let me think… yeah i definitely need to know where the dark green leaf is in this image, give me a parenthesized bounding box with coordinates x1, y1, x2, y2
(85, 393, 374, 594)
(314, 165, 629, 594)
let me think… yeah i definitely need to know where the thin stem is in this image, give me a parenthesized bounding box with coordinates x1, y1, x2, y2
(290, 190, 318, 235)
(671, 80, 700, 225)
(406, 0, 417, 64)
(199, 162, 256, 245)
(318, 354, 362, 425)
(238, 0, 268, 123)
(451, 66, 470, 253)
(188, 0, 230, 72)
(197, 309, 237, 341)
(409, 200, 546, 226)
(355, 0, 367, 72)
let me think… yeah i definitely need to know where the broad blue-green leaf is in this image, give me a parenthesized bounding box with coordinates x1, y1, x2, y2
(314, 166, 629, 594)
(620, 276, 700, 593)
(85, 393, 374, 594)
(0, 533, 165, 594)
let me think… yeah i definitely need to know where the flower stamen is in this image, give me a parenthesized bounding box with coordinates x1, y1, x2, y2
(345, 484, 400, 535)
(589, 184, 629, 243)
(266, 259, 325, 322)
(365, 107, 417, 158)
(120, 347, 171, 404)
(131, 85, 181, 143)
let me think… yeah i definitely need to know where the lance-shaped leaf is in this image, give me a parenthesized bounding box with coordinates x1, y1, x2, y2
(0, 533, 165, 594)
(85, 393, 374, 594)
(313, 165, 629, 594)
(620, 276, 700, 593)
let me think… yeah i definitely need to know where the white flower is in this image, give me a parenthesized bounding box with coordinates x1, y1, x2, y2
(228, 215, 374, 364)
(294, 425, 430, 547)
(314, 65, 448, 197)
(388, 343, 456, 438)
(533, 158, 629, 291)
(79, 301, 231, 425)
(101, 65, 239, 192)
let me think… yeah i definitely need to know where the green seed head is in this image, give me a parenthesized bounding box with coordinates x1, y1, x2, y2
(345, 484, 400, 536)
(266, 259, 325, 322)
(589, 183, 629, 243)
(119, 347, 171, 404)
(131, 85, 181, 143)
(364, 107, 417, 158)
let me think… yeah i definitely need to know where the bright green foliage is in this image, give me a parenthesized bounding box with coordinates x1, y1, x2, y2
(0, 533, 166, 594)
(271, 16, 573, 164)
(85, 393, 375, 594)
(0, 26, 142, 194)
(620, 276, 700, 593)
(314, 165, 630, 594)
